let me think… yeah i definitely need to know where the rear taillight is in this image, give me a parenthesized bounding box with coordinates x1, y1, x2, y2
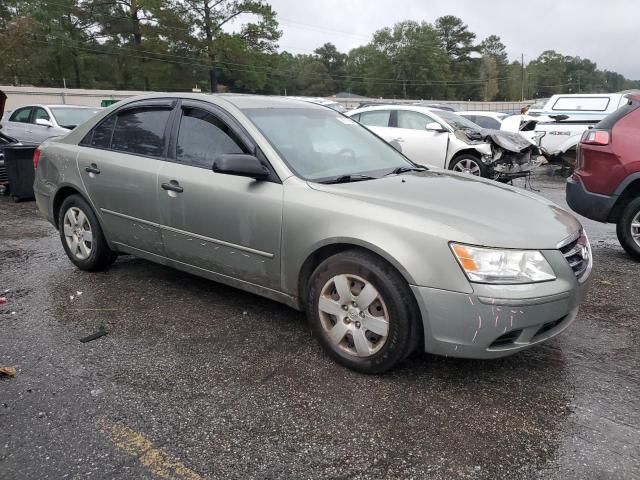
(581, 129, 610, 145)
(33, 148, 41, 169)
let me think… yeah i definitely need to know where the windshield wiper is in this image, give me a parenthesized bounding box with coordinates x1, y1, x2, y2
(319, 174, 377, 184)
(384, 165, 428, 176)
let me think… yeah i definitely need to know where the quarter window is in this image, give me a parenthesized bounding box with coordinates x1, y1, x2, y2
(110, 108, 171, 157)
(358, 110, 391, 127)
(176, 108, 245, 168)
(87, 115, 117, 149)
(9, 107, 32, 123)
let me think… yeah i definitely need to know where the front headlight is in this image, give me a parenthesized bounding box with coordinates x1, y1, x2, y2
(450, 243, 556, 284)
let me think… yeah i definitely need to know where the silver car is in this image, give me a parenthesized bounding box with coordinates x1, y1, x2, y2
(2, 104, 100, 144)
(33, 94, 592, 373)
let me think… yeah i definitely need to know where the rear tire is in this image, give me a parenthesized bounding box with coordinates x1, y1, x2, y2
(306, 250, 420, 374)
(449, 154, 488, 178)
(58, 194, 117, 271)
(616, 197, 640, 261)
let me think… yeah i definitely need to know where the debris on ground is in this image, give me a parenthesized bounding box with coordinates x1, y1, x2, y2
(0, 366, 17, 377)
(80, 324, 108, 343)
(0, 296, 7, 305)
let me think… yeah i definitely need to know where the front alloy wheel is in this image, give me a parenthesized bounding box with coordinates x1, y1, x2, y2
(449, 155, 487, 177)
(306, 250, 420, 373)
(318, 274, 390, 357)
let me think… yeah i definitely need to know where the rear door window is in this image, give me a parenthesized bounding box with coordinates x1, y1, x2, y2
(32, 107, 50, 123)
(397, 110, 435, 130)
(176, 107, 246, 169)
(596, 98, 639, 130)
(110, 108, 171, 157)
(358, 110, 391, 127)
(9, 107, 32, 123)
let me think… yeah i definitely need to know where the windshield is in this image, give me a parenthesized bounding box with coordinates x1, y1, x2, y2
(50, 107, 100, 128)
(434, 110, 482, 131)
(243, 108, 413, 181)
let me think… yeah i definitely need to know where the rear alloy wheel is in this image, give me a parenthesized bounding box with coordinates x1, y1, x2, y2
(58, 194, 117, 271)
(616, 197, 640, 261)
(63, 207, 93, 261)
(307, 250, 420, 373)
(449, 155, 487, 178)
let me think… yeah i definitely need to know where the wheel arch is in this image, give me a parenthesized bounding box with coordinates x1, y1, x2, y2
(52, 184, 96, 229)
(295, 240, 416, 311)
(447, 148, 482, 169)
(609, 177, 640, 223)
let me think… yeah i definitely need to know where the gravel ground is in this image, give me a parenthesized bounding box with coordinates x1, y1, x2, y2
(1, 178, 638, 480)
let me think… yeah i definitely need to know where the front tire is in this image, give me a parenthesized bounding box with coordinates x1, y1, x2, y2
(58, 194, 117, 271)
(306, 250, 420, 374)
(616, 197, 640, 261)
(449, 154, 488, 178)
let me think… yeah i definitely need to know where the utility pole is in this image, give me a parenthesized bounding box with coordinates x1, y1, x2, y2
(521, 53, 525, 101)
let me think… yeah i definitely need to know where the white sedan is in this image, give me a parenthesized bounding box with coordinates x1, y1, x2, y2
(346, 105, 539, 179)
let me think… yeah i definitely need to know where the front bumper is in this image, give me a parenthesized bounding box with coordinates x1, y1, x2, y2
(566, 175, 616, 223)
(411, 264, 591, 359)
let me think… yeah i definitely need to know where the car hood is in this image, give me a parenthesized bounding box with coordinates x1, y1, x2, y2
(457, 128, 535, 151)
(308, 170, 581, 250)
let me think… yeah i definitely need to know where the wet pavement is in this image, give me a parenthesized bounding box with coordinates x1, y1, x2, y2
(1, 178, 639, 479)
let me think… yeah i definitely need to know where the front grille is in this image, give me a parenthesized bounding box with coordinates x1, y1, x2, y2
(559, 231, 590, 279)
(490, 329, 523, 348)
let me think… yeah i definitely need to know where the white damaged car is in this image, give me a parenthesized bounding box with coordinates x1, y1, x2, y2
(347, 105, 542, 180)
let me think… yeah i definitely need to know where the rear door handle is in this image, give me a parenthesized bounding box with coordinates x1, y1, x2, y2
(85, 164, 100, 174)
(161, 181, 183, 193)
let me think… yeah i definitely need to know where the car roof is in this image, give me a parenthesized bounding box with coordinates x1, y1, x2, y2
(11, 104, 99, 110)
(217, 94, 326, 110)
(548, 93, 623, 98)
(349, 104, 443, 115)
(458, 111, 505, 117)
(45, 104, 99, 109)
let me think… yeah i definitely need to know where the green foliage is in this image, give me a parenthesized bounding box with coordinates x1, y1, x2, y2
(0, 4, 637, 100)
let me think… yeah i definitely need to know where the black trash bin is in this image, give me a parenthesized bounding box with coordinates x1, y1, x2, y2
(4, 144, 37, 202)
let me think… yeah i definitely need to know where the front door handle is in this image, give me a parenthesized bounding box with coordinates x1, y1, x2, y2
(393, 137, 404, 143)
(85, 164, 100, 174)
(161, 180, 183, 193)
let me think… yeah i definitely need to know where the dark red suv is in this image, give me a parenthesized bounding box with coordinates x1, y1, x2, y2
(567, 92, 640, 259)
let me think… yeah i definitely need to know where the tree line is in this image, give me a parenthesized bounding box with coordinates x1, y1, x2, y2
(1, 0, 638, 100)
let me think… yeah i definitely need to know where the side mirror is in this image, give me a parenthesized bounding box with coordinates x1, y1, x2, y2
(35, 118, 53, 128)
(212, 154, 270, 180)
(426, 122, 446, 132)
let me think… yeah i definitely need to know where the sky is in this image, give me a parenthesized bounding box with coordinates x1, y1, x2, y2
(263, 0, 639, 80)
